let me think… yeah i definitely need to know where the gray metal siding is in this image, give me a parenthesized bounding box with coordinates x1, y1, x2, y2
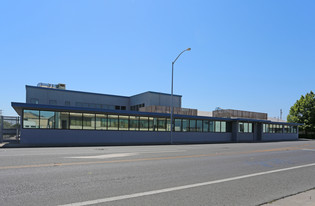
(238, 133, 254, 142)
(26, 86, 129, 108)
(262, 133, 298, 141)
(20, 129, 231, 145)
(130, 92, 181, 108)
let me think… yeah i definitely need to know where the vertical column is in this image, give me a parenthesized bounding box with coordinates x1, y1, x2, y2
(0, 116, 3, 143)
(253, 123, 257, 142)
(17, 116, 21, 142)
(256, 123, 263, 142)
(231, 121, 238, 142)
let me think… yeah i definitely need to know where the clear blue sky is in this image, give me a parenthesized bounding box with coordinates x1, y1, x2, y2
(1, 0, 314, 119)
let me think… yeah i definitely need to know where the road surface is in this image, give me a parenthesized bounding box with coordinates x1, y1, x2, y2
(0, 140, 315, 206)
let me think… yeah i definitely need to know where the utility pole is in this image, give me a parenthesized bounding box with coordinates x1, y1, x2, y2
(280, 109, 282, 120)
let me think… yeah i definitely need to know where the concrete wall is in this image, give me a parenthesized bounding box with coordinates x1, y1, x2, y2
(20, 129, 231, 145)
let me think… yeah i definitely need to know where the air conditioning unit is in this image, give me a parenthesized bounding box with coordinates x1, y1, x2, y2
(56, 84, 66, 90)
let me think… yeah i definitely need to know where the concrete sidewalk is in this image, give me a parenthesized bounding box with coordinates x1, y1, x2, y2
(262, 188, 315, 206)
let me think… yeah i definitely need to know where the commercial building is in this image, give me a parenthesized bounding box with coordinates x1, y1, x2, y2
(11, 84, 300, 146)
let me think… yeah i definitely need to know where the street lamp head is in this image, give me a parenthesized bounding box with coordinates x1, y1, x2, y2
(186, 48, 191, 51)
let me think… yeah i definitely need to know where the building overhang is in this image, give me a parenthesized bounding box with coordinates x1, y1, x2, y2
(11, 102, 302, 126)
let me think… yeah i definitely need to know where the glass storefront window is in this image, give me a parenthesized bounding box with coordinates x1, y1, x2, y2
(293, 126, 297, 133)
(119, 115, 129, 131)
(130, 116, 139, 131)
(149, 117, 156, 131)
(24, 110, 291, 135)
(221, 121, 226, 133)
(157, 118, 166, 131)
(83, 113, 95, 130)
(108, 115, 118, 130)
(40, 111, 55, 129)
(290, 126, 294, 133)
(203, 120, 209, 132)
(175, 119, 182, 132)
(190, 120, 196, 132)
(182, 119, 189, 132)
(55, 112, 69, 129)
(196, 120, 202, 132)
(286, 126, 290, 133)
(215, 121, 221, 132)
(209, 121, 214, 132)
(70, 113, 82, 129)
(139, 117, 149, 131)
(244, 123, 248, 133)
(238, 122, 244, 133)
(23, 110, 40, 128)
(166, 118, 171, 132)
(226, 122, 232, 132)
(248, 123, 252, 133)
(96, 114, 107, 130)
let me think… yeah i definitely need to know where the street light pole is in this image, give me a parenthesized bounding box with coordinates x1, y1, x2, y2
(170, 48, 191, 144)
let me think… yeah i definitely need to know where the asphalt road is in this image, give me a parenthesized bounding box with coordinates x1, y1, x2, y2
(0, 140, 315, 206)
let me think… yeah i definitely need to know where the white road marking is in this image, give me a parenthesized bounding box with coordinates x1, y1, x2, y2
(66, 153, 137, 159)
(137, 150, 186, 154)
(302, 149, 315, 152)
(58, 162, 315, 206)
(65, 150, 185, 159)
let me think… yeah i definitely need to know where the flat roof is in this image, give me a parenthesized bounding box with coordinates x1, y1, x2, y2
(26, 85, 182, 98)
(11, 102, 302, 126)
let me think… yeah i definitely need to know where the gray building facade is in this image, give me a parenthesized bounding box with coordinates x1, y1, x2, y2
(10, 85, 300, 146)
(26, 85, 182, 111)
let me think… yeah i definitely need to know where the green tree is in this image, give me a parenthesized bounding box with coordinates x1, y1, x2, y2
(287, 91, 315, 137)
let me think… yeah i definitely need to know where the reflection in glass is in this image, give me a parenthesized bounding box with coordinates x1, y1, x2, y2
(130, 116, 139, 131)
(149, 117, 156, 131)
(190, 120, 196, 132)
(244, 123, 248, 133)
(83, 113, 95, 130)
(139, 117, 148, 131)
(248, 123, 252, 133)
(119, 115, 129, 130)
(182, 119, 189, 132)
(166, 118, 171, 132)
(70, 113, 82, 129)
(221, 121, 226, 133)
(238, 122, 244, 133)
(209, 121, 214, 132)
(196, 120, 202, 132)
(175, 119, 182, 132)
(157, 118, 166, 131)
(96, 114, 107, 130)
(203, 120, 209, 132)
(108, 115, 118, 130)
(40, 111, 55, 129)
(215, 121, 221, 132)
(55, 112, 69, 129)
(293, 126, 297, 133)
(23, 110, 40, 128)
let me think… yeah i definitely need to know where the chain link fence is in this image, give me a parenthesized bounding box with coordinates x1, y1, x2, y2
(0, 116, 20, 143)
